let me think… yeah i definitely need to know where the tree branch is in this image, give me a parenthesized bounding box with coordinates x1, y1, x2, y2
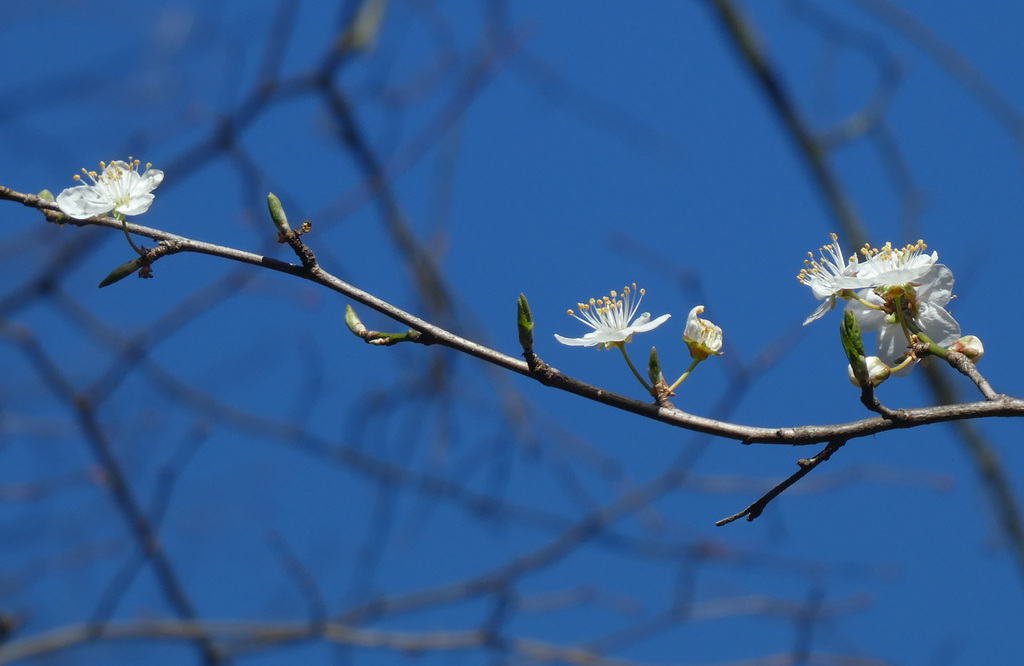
(3, 188, 1022, 452)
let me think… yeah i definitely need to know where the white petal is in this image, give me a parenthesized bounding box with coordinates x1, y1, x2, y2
(629, 312, 671, 334)
(844, 296, 886, 332)
(116, 192, 156, 216)
(803, 298, 834, 325)
(554, 333, 601, 347)
(133, 168, 164, 195)
(918, 302, 961, 346)
(917, 264, 954, 307)
(56, 185, 114, 219)
(875, 325, 907, 365)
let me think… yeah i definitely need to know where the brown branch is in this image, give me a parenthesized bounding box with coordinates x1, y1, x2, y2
(716, 440, 848, 526)
(945, 351, 1000, 401)
(858, 382, 902, 420)
(3, 187, 1023, 452)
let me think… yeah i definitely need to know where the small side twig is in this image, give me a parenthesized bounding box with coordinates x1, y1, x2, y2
(344, 304, 428, 346)
(99, 241, 188, 287)
(859, 383, 902, 420)
(945, 351, 1000, 401)
(281, 228, 319, 273)
(716, 439, 847, 526)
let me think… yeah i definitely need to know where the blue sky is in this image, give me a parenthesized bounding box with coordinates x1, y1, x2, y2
(2, 1, 1023, 664)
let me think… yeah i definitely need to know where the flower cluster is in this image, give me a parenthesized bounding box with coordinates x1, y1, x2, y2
(800, 234, 972, 383)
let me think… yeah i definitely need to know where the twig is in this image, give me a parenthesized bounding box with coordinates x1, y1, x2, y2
(2, 187, 1023, 450)
(859, 383, 902, 420)
(945, 351, 1000, 401)
(716, 440, 847, 526)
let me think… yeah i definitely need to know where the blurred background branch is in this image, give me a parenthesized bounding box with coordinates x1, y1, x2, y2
(1, 1, 1022, 664)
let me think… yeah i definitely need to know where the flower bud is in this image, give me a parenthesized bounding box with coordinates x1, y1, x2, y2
(683, 305, 723, 361)
(949, 335, 984, 362)
(98, 257, 144, 288)
(345, 304, 367, 336)
(647, 346, 664, 387)
(848, 355, 891, 387)
(267, 192, 292, 238)
(517, 293, 534, 353)
(840, 310, 870, 385)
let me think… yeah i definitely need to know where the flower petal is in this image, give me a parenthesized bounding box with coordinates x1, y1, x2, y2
(844, 295, 886, 332)
(875, 324, 907, 366)
(116, 192, 156, 216)
(133, 168, 164, 196)
(628, 312, 671, 334)
(803, 297, 834, 325)
(916, 264, 954, 307)
(56, 185, 115, 219)
(918, 301, 961, 346)
(553, 333, 601, 347)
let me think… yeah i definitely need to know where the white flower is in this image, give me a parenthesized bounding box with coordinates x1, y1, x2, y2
(846, 263, 960, 370)
(798, 234, 871, 324)
(799, 236, 941, 325)
(554, 284, 670, 349)
(855, 239, 937, 288)
(56, 158, 164, 220)
(683, 305, 723, 360)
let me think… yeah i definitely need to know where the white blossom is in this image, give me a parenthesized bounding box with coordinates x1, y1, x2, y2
(798, 234, 871, 324)
(799, 236, 941, 325)
(846, 263, 960, 370)
(848, 356, 891, 387)
(855, 239, 937, 288)
(56, 158, 164, 220)
(555, 284, 670, 349)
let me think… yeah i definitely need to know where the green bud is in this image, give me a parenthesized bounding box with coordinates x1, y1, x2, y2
(267, 192, 292, 237)
(517, 293, 534, 352)
(99, 258, 143, 288)
(840, 310, 868, 386)
(345, 304, 366, 336)
(647, 346, 663, 387)
(37, 189, 55, 202)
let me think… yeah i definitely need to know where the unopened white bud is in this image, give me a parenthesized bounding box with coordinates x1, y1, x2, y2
(848, 355, 891, 387)
(949, 335, 984, 362)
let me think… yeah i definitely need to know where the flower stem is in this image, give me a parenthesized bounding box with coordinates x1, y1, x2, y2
(668, 358, 701, 392)
(887, 294, 918, 349)
(889, 355, 916, 374)
(117, 213, 146, 257)
(851, 293, 883, 309)
(617, 344, 652, 391)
